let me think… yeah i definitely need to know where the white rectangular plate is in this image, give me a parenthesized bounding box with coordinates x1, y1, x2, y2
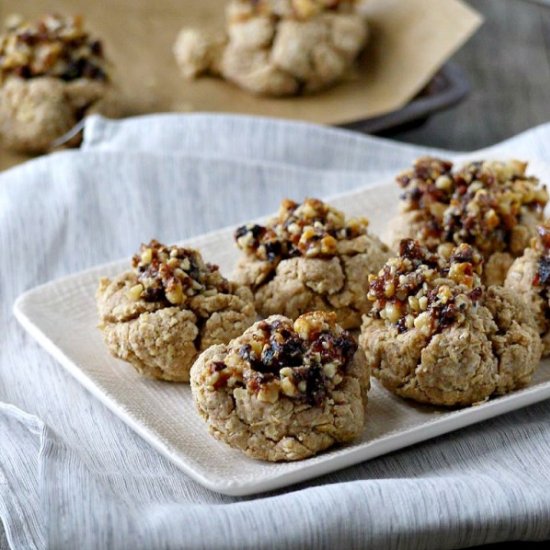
(14, 181, 550, 496)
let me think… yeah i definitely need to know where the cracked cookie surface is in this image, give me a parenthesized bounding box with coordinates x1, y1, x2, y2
(359, 239, 542, 407)
(233, 197, 390, 329)
(387, 158, 548, 286)
(97, 240, 256, 382)
(190, 311, 369, 461)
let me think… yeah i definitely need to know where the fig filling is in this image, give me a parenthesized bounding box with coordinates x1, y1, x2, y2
(0, 14, 108, 83)
(235, 197, 369, 270)
(368, 239, 483, 336)
(129, 240, 229, 305)
(207, 312, 357, 406)
(397, 157, 548, 256)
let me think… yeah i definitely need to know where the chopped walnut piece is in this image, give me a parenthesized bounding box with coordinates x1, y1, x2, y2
(0, 14, 108, 84)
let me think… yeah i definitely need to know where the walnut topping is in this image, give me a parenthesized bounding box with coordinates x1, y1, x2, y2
(130, 240, 230, 305)
(207, 312, 357, 405)
(0, 14, 108, 83)
(397, 158, 548, 257)
(368, 239, 483, 336)
(235, 197, 369, 268)
(228, 0, 358, 22)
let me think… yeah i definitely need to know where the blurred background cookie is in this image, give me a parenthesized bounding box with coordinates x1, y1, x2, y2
(0, 13, 118, 153)
(174, 0, 368, 96)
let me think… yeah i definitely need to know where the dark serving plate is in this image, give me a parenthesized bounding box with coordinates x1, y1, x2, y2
(341, 62, 470, 135)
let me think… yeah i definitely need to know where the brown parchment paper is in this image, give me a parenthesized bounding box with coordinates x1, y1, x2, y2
(0, 0, 482, 170)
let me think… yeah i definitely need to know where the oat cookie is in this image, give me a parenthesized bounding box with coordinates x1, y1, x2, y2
(191, 311, 369, 461)
(174, 0, 368, 97)
(97, 240, 256, 382)
(387, 158, 548, 286)
(0, 14, 117, 153)
(233, 197, 390, 329)
(359, 239, 542, 407)
(506, 221, 550, 355)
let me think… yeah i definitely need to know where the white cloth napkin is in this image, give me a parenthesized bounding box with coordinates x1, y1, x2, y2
(2, 114, 550, 550)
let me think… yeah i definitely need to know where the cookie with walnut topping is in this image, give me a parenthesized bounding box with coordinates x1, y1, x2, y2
(0, 14, 117, 153)
(505, 221, 550, 355)
(190, 311, 369, 461)
(359, 239, 541, 407)
(97, 240, 256, 382)
(387, 158, 548, 286)
(233, 197, 390, 329)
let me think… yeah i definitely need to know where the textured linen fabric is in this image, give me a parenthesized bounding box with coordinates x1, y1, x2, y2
(1, 114, 550, 549)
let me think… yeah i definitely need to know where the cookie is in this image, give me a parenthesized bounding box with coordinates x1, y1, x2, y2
(505, 221, 550, 355)
(97, 240, 256, 382)
(359, 239, 542, 407)
(0, 14, 116, 153)
(190, 311, 369, 461)
(233, 197, 390, 329)
(387, 158, 548, 286)
(174, 0, 368, 97)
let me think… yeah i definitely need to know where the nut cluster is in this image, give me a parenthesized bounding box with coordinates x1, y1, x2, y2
(130, 240, 229, 306)
(397, 157, 548, 256)
(0, 14, 108, 83)
(229, 0, 358, 21)
(235, 197, 369, 265)
(205, 312, 357, 405)
(368, 239, 483, 336)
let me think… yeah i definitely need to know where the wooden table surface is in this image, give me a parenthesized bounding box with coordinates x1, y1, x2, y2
(2, 0, 550, 548)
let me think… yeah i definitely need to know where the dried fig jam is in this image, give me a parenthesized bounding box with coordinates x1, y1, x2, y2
(0, 14, 108, 83)
(368, 239, 483, 336)
(397, 157, 548, 256)
(206, 312, 357, 405)
(235, 197, 369, 267)
(129, 240, 229, 305)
